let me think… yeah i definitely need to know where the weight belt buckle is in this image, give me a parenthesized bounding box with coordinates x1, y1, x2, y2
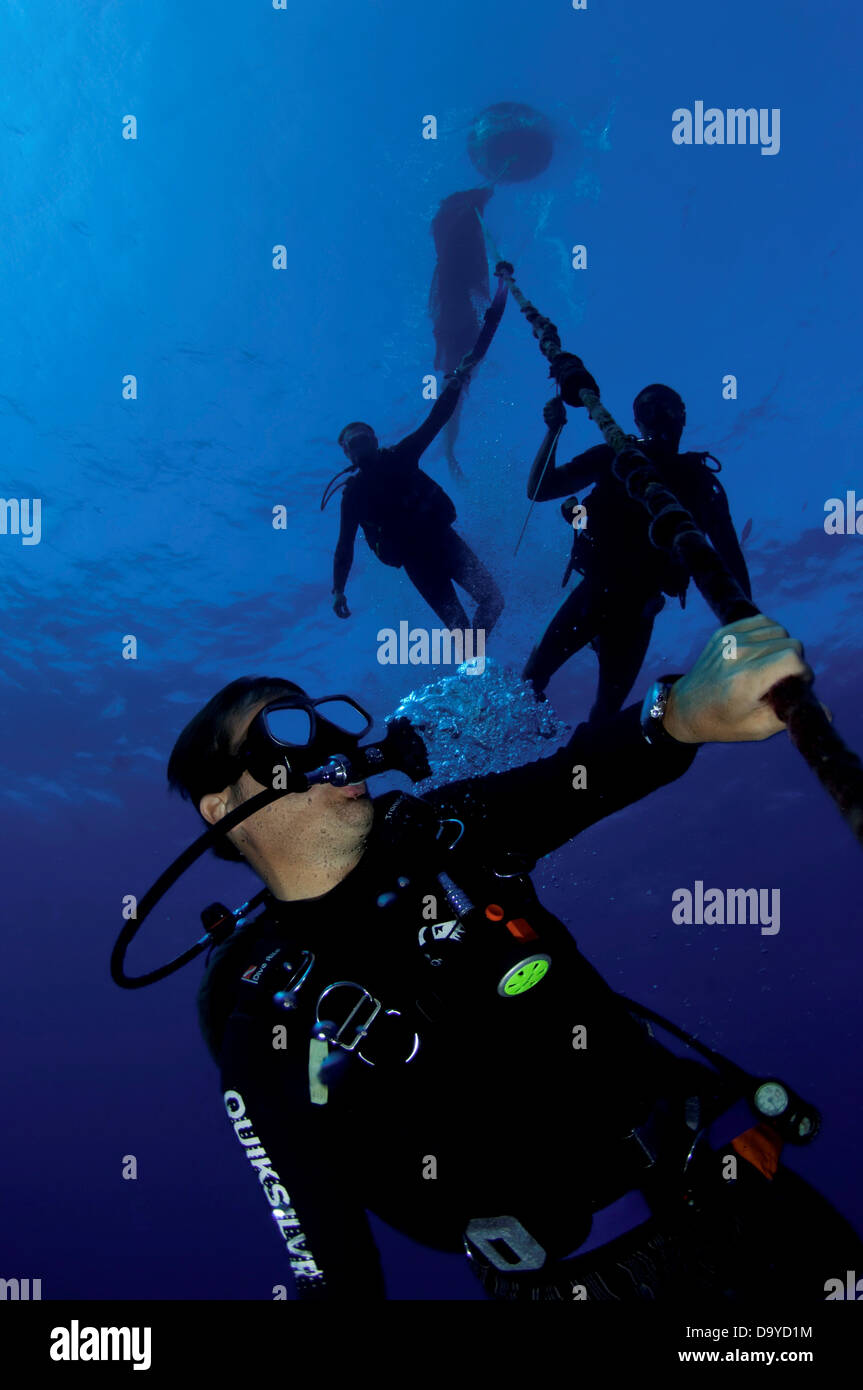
(315, 981, 382, 1052)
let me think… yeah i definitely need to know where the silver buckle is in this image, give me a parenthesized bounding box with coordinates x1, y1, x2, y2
(356, 1009, 420, 1068)
(315, 982, 381, 1051)
(464, 1216, 546, 1272)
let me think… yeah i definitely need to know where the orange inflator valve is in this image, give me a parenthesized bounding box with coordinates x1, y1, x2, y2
(731, 1123, 783, 1181)
(506, 918, 539, 942)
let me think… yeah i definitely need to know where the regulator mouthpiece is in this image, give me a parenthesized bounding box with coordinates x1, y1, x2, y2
(347, 716, 432, 785)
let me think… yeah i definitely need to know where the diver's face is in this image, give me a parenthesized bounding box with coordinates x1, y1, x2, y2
(199, 697, 374, 867)
(635, 400, 685, 453)
(226, 769, 374, 869)
(341, 428, 378, 465)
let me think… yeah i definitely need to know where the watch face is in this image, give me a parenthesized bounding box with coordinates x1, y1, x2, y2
(755, 1081, 788, 1118)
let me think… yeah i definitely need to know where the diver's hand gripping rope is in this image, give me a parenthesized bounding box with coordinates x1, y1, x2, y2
(496, 259, 863, 846)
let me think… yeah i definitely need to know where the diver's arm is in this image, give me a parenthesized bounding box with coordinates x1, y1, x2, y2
(430, 615, 810, 861)
(398, 375, 465, 460)
(547, 444, 612, 498)
(528, 399, 611, 501)
(526, 400, 564, 500)
(529, 430, 610, 504)
(430, 702, 697, 864)
(333, 495, 359, 611)
(218, 1008, 387, 1301)
(700, 482, 753, 600)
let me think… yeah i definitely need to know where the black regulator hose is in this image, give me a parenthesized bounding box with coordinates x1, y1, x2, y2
(110, 784, 289, 989)
(110, 718, 431, 989)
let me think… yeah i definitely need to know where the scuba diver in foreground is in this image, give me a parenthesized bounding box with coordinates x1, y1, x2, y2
(165, 616, 863, 1301)
(327, 356, 504, 633)
(523, 384, 752, 719)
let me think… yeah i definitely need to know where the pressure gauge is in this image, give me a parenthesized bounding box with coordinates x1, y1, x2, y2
(754, 1081, 789, 1119)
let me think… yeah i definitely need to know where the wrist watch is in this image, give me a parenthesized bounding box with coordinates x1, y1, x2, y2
(639, 673, 689, 748)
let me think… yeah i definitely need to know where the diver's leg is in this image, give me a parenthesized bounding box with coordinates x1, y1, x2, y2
(522, 580, 602, 695)
(442, 529, 504, 635)
(587, 591, 664, 725)
(402, 547, 470, 630)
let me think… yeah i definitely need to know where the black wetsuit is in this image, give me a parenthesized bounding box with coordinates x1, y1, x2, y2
(333, 380, 503, 631)
(197, 705, 863, 1301)
(524, 442, 752, 713)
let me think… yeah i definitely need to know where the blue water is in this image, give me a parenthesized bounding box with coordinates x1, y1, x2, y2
(2, 0, 861, 1300)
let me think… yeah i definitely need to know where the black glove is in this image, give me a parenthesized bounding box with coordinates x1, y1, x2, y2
(543, 397, 567, 431)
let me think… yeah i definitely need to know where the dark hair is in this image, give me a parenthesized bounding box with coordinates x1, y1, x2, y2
(167, 675, 306, 862)
(633, 384, 685, 419)
(338, 421, 375, 446)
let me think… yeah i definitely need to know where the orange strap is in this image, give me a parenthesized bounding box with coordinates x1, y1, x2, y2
(731, 1123, 783, 1181)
